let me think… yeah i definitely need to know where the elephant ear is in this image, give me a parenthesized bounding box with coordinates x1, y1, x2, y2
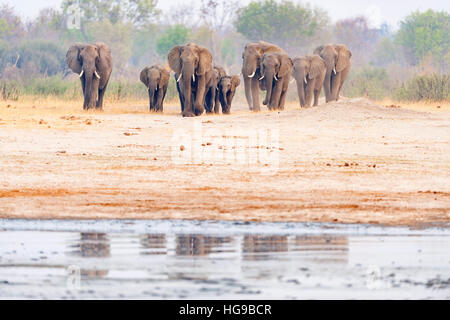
(66, 43, 84, 74)
(168, 45, 182, 74)
(95, 42, 112, 74)
(308, 55, 325, 80)
(159, 69, 170, 87)
(313, 45, 325, 56)
(278, 55, 292, 78)
(336, 45, 351, 73)
(231, 75, 240, 90)
(196, 47, 212, 76)
(140, 67, 150, 88)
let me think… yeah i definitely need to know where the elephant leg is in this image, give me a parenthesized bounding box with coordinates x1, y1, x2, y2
(243, 75, 253, 110)
(210, 87, 217, 114)
(214, 90, 220, 113)
(269, 82, 282, 110)
(251, 77, 260, 111)
(160, 85, 168, 112)
(155, 87, 165, 112)
(336, 67, 350, 101)
(205, 88, 213, 113)
(96, 84, 107, 110)
(278, 89, 287, 110)
(313, 87, 320, 106)
(194, 76, 206, 116)
(331, 72, 341, 102)
(305, 82, 314, 108)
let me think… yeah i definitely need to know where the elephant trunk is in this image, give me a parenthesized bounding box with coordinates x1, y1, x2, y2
(220, 87, 228, 113)
(182, 65, 194, 114)
(324, 68, 333, 103)
(83, 69, 99, 110)
(243, 74, 253, 110)
(148, 82, 157, 111)
(296, 78, 306, 108)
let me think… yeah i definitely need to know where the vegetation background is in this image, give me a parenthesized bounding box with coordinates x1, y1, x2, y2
(0, 0, 448, 104)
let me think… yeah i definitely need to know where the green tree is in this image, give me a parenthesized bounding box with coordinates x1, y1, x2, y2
(234, 0, 329, 53)
(156, 25, 190, 59)
(395, 10, 450, 71)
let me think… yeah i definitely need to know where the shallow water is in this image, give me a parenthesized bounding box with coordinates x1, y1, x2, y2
(0, 220, 449, 299)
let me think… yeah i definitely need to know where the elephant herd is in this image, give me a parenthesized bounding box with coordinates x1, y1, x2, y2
(66, 41, 351, 116)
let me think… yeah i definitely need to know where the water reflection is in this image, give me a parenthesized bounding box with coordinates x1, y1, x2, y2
(175, 235, 232, 256)
(242, 235, 288, 260)
(140, 234, 166, 255)
(71, 233, 110, 277)
(293, 235, 349, 264)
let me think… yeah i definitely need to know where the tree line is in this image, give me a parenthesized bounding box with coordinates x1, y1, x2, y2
(0, 0, 448, 101)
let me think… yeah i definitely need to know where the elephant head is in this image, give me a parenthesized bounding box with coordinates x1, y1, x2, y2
(292, 55, 326, 107)
(168, 43, 213, 117)
(66, 43, 112, 110)
(218, 75, 240, 114)
(314, 44, 351, 102)
(260, 52, 292, 107)
(140, 65, 170, 111)
(241, 41, 283, 111)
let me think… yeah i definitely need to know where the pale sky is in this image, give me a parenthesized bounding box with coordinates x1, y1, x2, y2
(1, 0, 449, 29)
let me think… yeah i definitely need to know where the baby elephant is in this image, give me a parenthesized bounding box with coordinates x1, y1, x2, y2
(292, 55, 326, 108)
(140, 65, 170, 112)
(218, 75, 240, 114)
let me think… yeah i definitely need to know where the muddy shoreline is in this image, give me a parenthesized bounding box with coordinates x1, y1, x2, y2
(1, 98, 449, 226)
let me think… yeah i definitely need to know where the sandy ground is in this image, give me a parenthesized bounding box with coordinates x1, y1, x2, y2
(0, 97, 449, 227)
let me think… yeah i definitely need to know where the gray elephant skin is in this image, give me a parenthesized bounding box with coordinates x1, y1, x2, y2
(241, 41, 284, 111)
(218, 75, 240, 114)
(314, 44, 351, 102)
(259, 52, 292, 110)
(66, 43, 113, 110)
(205, 65, 226, 114)
(140, 65, 170, 112)
(168, 43, 213, 117)
(292, 55, 326, 108)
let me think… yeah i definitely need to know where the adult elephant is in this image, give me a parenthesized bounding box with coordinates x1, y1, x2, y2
(66, 43, 113, 110)
(168, 43, 213, 117)
(259, 52, 292, 110)
(218, 75, 240, 114)
(313, 44, 351, 102)
(140, 65, 170, 112)
(241, 41, 284, 111)
(292, 55, 326, 108)
(205, 65, 226, 114)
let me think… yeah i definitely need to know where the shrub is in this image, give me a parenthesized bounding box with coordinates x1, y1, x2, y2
(341, 66, 392, 100)
(393, 73, 450, 102)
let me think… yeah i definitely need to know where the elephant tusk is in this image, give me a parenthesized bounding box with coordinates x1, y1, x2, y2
(247, 71, 255, 78)
(304, 77, 308, 84)
(192, 74, 196, 82)
(79, 70, 84, 78)
(259, 74, 265, 80)
(176, 74, 182, 82)
(94, 70, 101, 79)
(274, 74, 278, 81)
(333, 67, 336, 75)
(290, 78, 295, 84)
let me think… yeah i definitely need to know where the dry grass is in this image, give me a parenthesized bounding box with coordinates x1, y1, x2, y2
(376, 99, 450, 112)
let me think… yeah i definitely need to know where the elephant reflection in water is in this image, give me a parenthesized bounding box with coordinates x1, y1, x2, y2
(175, 235, 232, 256)
(242, 235, 288, 261)
(293, 236, 349, 264)
(140, 234, 166, 255)
(75, 233, 110, 277)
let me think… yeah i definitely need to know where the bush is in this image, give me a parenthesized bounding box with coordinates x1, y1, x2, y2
(393, 73, 450, 102)
(341, 66, 392, 100)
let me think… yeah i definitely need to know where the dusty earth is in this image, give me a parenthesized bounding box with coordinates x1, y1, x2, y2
(0, 98, 449, 227)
